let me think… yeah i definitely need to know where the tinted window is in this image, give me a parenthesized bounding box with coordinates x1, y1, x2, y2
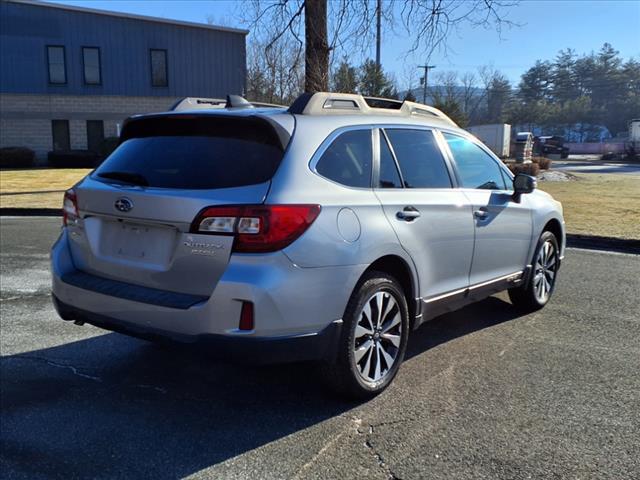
(51, 120, 70, 150)
(150, 49, 168, 87)
(378, 133, 402, 188)
(444, 133, 507, 190)
(93, 117, 283, 190)
(316, 130, 372, 188)
(385, 129, 452, 188)
(86, 120, 104, 152)
(47, 46, 66, 84)
(83, 47, 101, 85)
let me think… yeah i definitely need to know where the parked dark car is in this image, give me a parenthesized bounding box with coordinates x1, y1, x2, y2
(534, 136, 569, 158)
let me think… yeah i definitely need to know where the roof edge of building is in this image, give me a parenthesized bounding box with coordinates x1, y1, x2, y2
(6, 0, 249, 35)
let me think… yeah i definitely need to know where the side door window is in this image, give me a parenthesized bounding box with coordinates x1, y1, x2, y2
(315, 129, 372, 188)
(443, 133, 508, 190)
(378, 131, 403, 188)
(384, 129, 452, 188)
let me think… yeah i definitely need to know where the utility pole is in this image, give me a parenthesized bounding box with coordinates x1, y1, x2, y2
(375, 0, 382, 68)
(418, 64, 436, 104)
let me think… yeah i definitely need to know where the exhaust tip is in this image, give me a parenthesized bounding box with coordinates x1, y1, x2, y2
(73, 320, 85, 326)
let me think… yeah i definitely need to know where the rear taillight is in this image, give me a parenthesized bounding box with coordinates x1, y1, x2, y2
(62, 189, 78, 226)
(191, 204, 321, 253)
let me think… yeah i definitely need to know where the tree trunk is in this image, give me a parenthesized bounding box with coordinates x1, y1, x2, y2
(304, 0, 329, 92)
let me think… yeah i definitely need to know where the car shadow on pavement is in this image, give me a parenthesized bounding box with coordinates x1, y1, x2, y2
(406, 295, 517, 360)
(1, 295, 521, 479)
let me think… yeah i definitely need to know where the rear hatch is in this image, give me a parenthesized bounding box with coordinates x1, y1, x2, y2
(67, 113, 289, 297)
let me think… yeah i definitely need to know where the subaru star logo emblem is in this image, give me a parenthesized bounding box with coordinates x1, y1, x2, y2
(114, 197, 133, 213)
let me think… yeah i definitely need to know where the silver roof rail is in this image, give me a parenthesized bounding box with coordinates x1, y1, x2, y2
(171, 96, 287, 111)
(287, 92, 457, 126)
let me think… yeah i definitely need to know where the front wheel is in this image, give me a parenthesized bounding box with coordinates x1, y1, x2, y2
(509, 231, 560, 311)
(322, 271, 409, 399)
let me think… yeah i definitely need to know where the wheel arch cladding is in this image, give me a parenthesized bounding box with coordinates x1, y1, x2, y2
(362, 255, 417, 323)
(543, 218, 564, 252)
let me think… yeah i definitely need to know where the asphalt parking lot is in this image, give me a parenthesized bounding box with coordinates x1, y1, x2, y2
(1, 217, 639, 479)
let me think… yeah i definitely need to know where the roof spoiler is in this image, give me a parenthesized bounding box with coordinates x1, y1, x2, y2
(170, 96, 286, 112)
(287, 92, 457, 126)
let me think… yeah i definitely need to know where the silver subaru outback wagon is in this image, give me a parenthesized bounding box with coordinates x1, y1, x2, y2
(51, 92, 565, 398)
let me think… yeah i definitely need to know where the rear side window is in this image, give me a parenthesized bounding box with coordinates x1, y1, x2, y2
(384, 129, 452, 188)
(93, 116, 284, 190)
(315, 129, 372, 188)
(443, 133, 507, 190)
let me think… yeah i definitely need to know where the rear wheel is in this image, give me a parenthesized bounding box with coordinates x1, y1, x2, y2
(509, 231, 560, 311)
(322, 271, 409, 399)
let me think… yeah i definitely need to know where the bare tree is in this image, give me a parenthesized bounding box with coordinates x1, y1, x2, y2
(244, 0, 518, 94)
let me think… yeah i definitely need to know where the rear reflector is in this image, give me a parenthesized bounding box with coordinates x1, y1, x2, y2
(239, 301, 254, 331)
(191, 204, 321, 253)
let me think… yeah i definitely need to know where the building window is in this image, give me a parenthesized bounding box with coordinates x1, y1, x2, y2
(150, 49, 168, 87)
(47, 46, 66, 84)
(82, 47, 101, 85)
(52, 120, 70, 151)
(86, 120, 105, 152)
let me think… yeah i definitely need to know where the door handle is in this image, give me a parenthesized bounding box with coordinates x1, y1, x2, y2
(397, 206, 421, 221)
(474, 208, 489, 219)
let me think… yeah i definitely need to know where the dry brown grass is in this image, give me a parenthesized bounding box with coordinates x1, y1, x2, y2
(0, 168, 91, 209)
(1, 169, 638, 240)
(539, 173, 640, 240)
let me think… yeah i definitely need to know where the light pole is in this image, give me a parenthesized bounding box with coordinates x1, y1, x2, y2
(418, 64, 436, 104)
(375, 0, 382, 68)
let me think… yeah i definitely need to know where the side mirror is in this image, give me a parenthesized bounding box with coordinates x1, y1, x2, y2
(512, 173, 536, 202)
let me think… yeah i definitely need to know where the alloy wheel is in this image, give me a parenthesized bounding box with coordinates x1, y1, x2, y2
(533, 240, 557, 302)
(353, 291, 403, 383)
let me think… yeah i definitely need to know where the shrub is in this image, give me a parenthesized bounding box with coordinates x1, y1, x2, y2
(0, 147, 36, 168)
(532, 156, 552, 170)
(98, 136, 119, 158)
(48, 150, 102, 168)
(507, 162, 540, 177)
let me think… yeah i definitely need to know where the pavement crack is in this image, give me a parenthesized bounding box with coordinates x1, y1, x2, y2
(135, 384, 167, 394)
(6, 355, 167, 394)
(356, 420, 402, 480)
(12, 354, 103, 382)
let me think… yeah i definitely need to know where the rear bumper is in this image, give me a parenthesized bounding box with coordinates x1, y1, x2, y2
(51, 228, 363, 362)
(52, 295, 342, 364)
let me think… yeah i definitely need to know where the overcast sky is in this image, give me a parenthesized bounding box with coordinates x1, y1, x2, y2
(48, 0, 640, 87)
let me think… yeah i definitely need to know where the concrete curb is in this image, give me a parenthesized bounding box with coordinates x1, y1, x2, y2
(1, 209, 638, 254)
(566, 234, 639, 255)
(1, 208, 61, 216)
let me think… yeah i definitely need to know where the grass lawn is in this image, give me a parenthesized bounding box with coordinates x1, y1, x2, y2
(1, 168, 638, 240)
(0, 168, 91, 208)
(539, 173, 640, 240)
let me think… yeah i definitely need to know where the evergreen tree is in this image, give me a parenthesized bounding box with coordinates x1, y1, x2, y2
(519, 61, 552, 103)
(486, 75, 512, 123)
(332, 59, 358, 94)
(358, 59, 395, 97)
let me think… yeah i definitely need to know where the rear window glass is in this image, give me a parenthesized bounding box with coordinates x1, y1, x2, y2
(315, 129, 372, 188)
(93, 116, 284, 190)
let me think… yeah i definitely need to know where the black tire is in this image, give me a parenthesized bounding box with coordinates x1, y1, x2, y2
(509, 230, 560, 312)
(322, 270, 410, 399)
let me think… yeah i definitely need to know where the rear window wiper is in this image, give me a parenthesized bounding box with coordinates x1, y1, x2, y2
(97, 171, 149, 186)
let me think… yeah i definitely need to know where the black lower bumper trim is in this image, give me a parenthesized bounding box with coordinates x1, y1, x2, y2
(52, 295, 342, 365)
(61, 271, 208, 310)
